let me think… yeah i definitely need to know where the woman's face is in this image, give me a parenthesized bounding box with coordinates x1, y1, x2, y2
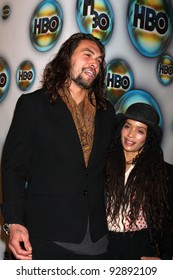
(121, 119, 147, 156)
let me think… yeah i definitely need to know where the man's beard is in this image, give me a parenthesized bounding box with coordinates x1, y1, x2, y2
(72, 74, 96, 89)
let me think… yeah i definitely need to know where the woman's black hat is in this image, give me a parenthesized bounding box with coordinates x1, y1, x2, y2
(116, 102, 162, 142)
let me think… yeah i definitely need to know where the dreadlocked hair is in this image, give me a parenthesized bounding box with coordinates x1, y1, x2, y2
(106, 123, 170, 241)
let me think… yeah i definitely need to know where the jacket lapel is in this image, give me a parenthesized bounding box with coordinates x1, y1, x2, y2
(56, 98, 86, 165)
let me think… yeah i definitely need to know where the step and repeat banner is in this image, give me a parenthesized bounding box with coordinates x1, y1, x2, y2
(0, 0, 173, 259)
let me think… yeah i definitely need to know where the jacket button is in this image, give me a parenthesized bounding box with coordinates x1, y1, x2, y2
(83, 190, 88, 195)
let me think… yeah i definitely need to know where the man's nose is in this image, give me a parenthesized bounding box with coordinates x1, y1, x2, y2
(90, 58, 99, 68)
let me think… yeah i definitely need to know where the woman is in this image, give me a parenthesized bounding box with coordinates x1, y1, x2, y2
(106, 102, 173, 260)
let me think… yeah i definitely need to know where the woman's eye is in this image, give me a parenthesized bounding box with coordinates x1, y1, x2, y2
(124, 124, 129, 129)
(138, 130, 144, 134)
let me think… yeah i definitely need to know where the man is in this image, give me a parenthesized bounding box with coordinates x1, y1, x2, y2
(1, 33, 116, 259)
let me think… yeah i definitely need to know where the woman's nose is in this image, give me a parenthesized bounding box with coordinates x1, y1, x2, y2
(128, 129, 135, 137)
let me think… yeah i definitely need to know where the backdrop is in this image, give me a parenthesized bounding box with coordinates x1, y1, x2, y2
(0, 0, 173, 259)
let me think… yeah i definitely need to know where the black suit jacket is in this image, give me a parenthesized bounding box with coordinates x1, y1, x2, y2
(1, 88, 116, 243)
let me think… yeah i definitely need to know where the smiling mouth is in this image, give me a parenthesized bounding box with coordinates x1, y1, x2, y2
(83, 68, 96, 78)
(125, 139, 134, 146)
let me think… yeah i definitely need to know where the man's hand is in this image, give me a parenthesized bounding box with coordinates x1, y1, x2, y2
(141, 256, 161, 260)
(8, 224, 32, 260)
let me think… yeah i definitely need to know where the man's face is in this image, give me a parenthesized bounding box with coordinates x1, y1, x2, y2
(69, 40, 103, 89)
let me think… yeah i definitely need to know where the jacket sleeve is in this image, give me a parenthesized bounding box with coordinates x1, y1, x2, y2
(1, 93, 36, 225)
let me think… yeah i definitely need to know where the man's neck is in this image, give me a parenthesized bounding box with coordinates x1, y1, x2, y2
(69, 83, 88, 105)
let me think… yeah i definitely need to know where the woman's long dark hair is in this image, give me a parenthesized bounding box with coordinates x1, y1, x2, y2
(41, 33, 107, 110)
(106, 120, 171, 241)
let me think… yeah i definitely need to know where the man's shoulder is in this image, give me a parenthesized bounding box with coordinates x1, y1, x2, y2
(105, 99, 116, 119)
(105, 99, 114, 109)
(19, 87, 46, 102)
(15, 88, 47, 111)
(98, 99, 115, 114)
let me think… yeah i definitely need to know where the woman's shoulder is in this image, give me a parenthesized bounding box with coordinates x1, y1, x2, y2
(164, 162, 173, 196)
(164, 161, 173, 172)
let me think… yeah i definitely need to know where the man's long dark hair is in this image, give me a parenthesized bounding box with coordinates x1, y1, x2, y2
(42, 33, 107, 109)
(106, 120, 172, 242)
